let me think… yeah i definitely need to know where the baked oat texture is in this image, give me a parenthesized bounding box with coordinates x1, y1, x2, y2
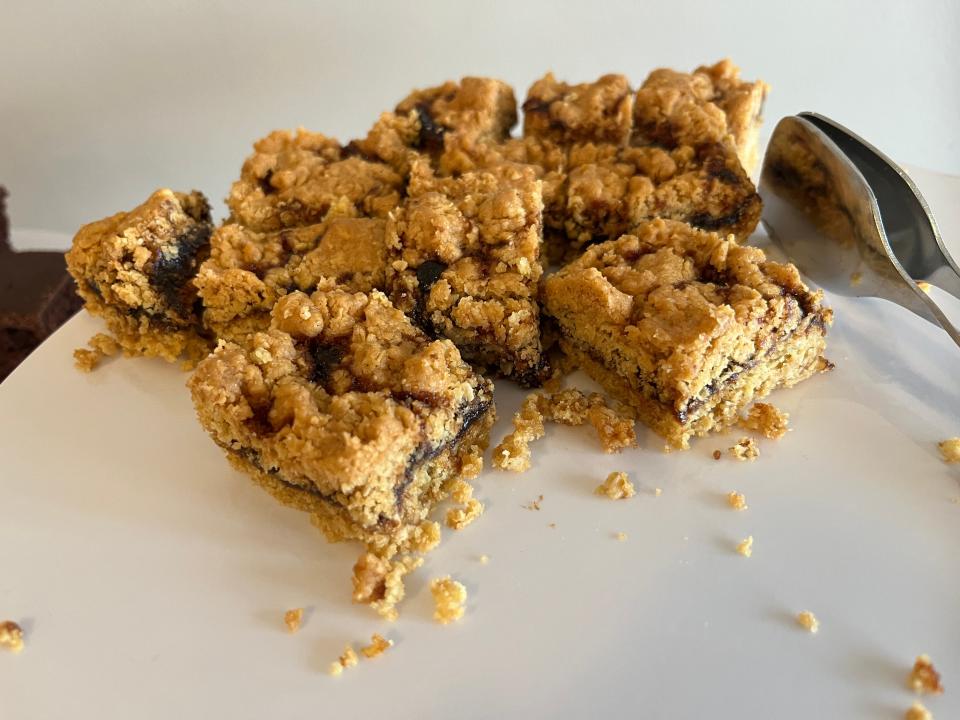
(730, 437, 760, 461)
(227, 129, 403, 232)
(740, 402, 790, 439)
(386, 159, 547, 385)
(66, 189, 214, 363)
(542, 219, 832, 449)
(188, 286, 494, 547)
(430, 576, 467, 624)
(595, 471, 636, 500)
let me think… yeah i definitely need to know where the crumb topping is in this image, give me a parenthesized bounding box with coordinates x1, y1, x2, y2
(360, 633, 394, 659)
(284, 608, 304, 633)
(740, 403, 789, 440)
(0, 621, 24, 653)
(445, 498, 485, 530)
(430, 576, 467, 624)
(736, 536, 754, 557)
(329, 644, 360, 676)
(352, 552, 423, 621)
(796, 610, 818, 633)
(908, 654, 944, 695)
(726, 491, 748, 510)
(905, 702, 933, 720)
(595, 471, 636, 500)
(492, 393, 545, 472)
(730, 437, 760, 461)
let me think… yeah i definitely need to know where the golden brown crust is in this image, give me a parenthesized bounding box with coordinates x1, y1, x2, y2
(386, 160, 547, 385)
(66, 188, 214, 363)
(523, 73, 634, 145)
(227, 129, 403, 232)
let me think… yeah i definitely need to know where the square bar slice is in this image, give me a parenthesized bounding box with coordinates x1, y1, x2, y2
(386, 160, 548, 386)
(542, 219, 832, 449)
(194, 216, 387, 344)
(188, 285, 495, 545)
(66, 189, 214, 362)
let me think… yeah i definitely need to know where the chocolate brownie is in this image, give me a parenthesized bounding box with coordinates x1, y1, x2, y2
(542, 219, 832, 449)
(188, 285, 495, 545)
(386, 159, 548, 385)
(0, 187, 83, 380)
(66, 189, 214, 363)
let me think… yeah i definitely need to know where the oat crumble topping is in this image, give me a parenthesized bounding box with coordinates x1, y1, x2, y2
(908, 654, 944, 695)
(938, 438, 960, 463)
(0, 621, 24, 653)
(360, 633, 393, 659)
(736, 536, 754, 557)
(329, 644, 360, 676)
(740, 403, 789, 440)
(796, 610, 818, 633)
(283, 608, 304, 633)
(727, 491, 748, 510)
(352, 552, 423, 621)
(430, 576, 467, 624)
(595, 471, 636, 500)
(730, 437, 760, 461)
(445, 498, 485, 530)
(905, 702, 933, 720)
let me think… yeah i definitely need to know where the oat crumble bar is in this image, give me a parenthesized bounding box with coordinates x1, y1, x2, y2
(909, 654, 944, 695)
(430, 576, 467, 624)
(542, 219, 832, 449)
(386, 159, 547, 385)
(595, 471, 636, 500)
(188, 286, 495, 547)
(66, 189, 214, 363)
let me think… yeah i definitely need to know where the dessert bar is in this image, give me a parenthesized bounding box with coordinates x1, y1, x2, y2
(188, 285, 495, 544)
(542, 219, 831, 448)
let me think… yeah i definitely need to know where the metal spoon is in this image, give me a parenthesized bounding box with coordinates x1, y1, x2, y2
(759, 112, 960, 349)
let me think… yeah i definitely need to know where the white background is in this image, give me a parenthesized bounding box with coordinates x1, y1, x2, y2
(1, 0, 958, 235)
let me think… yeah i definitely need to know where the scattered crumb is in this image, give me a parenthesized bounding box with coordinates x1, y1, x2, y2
(448, 479, 474, 504)
(283, 608, 304, 633)
(329, 644, 359, 676)
(727, 491, 748, 511)
(478, 554, 490, 565)
(73, 332, 120, 372)
(360, 633, 393, 659)
(712, 449, 722, 460)
(587, 395, 637, 452)
(430, 576, 467, 624)
(595, 471, 636, 500)
(351, 552, 423, 621)
(0, 621, 24, 653)
(492, 393, 544, 472)
(938, 438, 960, 463)
(407, 521, 442, 555)
(523, 494, 544, 511)
(362, 519, 440, 560)
(850, 271, 863, 287)
(548, 522, 557, 529)
(542, 388, 591, 425)
(908, 654, 944, 695)
(615, 531, 628, 542)
(740, 403, 790, 440)
(459, 444, 484, 479)
(796, 610, 819, 633)
(905, 702, 933, 720)
(654, 487, 663, 497)
(917, 281, 932, 295)
(736, 536, 754, 558)
(729, 437, 760, 461)
(445, 498, 484, 530)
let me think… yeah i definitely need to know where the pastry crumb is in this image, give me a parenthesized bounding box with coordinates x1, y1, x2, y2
(595, 471, 635, 500)
(908, 654, 944, 695)
(478, 554, 490, 565)
(73, 332, 120, 372)
(654, 487, 662, 496)
(730, 437, 760, 461)
(740, 403, 789, 439)
(905, 702, 933, 720)
(548, 522, 557, 529)
(615, 531, 628, 542)
(736, 535, 754, 557)
(329, 644, 359, 676)
(727, 491, 748, 511)
(523, 494, 544, 511)
(283, 607, 304, 633)
(360, 633, 393, 659)
(492, 393, 544, 472)
(938, 438, 960, 463)
(0, 621, 24, 653)
(430, 576, 467, 624)
(351, 552, 423, 621)
(445, 498, 484, 530)
(796, 610, 819, 633)
(712, 449, 722, 460)
(448, 479, 474, 504)
(586, 397, 637, 452)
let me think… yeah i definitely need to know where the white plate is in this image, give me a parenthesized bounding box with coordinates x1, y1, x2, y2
(3, 169, 959, 719)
